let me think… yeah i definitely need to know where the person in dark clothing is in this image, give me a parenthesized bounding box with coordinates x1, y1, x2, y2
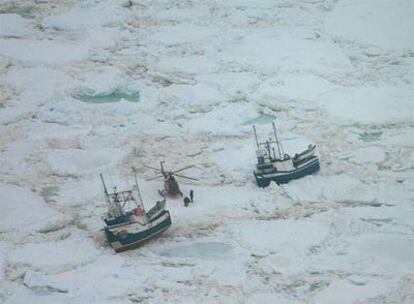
(189, 190, 194, 203)
(183, 196, 190, 207)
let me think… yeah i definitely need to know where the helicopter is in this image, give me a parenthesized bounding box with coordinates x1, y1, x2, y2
(144, 161, 198, 197)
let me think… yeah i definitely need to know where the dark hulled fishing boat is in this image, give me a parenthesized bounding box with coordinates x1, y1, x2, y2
(100, 169, 171, 252)
(253, 122, 320, 187)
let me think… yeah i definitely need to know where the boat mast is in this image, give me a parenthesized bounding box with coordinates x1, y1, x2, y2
(265, 139, 271, 157)
(100, 173, 122, 216)
(100, 173, 109, 200)
(132, 167, 145, 210)
(252, 125, 259, 149)
(272, 122, 284, 158)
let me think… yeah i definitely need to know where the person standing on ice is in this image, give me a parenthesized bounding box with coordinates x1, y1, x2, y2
(190, 189, 194, 203)
(183, 196, 190, 207)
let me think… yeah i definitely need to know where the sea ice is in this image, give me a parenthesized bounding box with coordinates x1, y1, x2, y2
(234, 220, 329, 254)
(0, 242, 7, 282)
(1, 67, 74, 97)
(10, 235, 100, 274)
(0, 184, 66, 233)
(0, 39, 89, 63)
(159, 83, 225, 113)
(0, 14, 33, 38)
(159, 241, 233, 259)
(311, 277, 399, 304)
(23, 270, 69, 294)
(317, 86, 414, 125)
(148, 24, 215, 45)
(152, 55, 220, 75)
(347, 233, 414, 275)
(325, 0, 414, 51)
(43, 4, 125, 32)
(348, 146, 386, 164)
(259, 74, 338, 102)
(1, 0, 413, 303)
(47, 148, 126, 177)
(219, 35, 353, 74)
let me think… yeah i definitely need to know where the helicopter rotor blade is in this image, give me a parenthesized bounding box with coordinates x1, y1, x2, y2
(146, 174, 164, 181)
(174, 173, 199, 181)
(142, 164, 162, 172)
(171, 165, 195, 174)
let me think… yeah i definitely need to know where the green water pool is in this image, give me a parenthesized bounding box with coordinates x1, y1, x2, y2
(242, 114, 276, 125)
(0, 6, 33, 15)
(73, 88, 140, 104)
(359, 131, 382, 142)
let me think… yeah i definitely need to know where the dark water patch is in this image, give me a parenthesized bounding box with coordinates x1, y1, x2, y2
(73, 88, 140, 104)
(359, 131, 382, 142)
(0, 6, 34, 15)
(40, 186, 59, 203)
(242, 114, 276, 125)
(368, 201, 383, 207)
(360, 217, 392, 227)
(309, 281, 329, 292)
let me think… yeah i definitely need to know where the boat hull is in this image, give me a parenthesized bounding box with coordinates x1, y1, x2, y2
(254, 156, 320, 187)
(104, 211, 172, 252)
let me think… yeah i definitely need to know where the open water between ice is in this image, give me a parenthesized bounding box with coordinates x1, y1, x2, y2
(242, 114, 276, 126)
(359, 131, 383, 142)
(0, 6, 33, 15)
(72, 88, 140, 104)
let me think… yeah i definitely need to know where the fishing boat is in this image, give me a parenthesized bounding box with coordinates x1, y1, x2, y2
(100, 169, 172, 252)
(253, 122, 320, 187)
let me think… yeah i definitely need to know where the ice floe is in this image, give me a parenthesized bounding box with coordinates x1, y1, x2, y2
(325, 0, 414, 51)
(10, 235, 100, 274)
(0, 39, 89, 63)
(0, 184, 67, 233)
(317, 86, 414, 125)
(0, 14, 33, 38)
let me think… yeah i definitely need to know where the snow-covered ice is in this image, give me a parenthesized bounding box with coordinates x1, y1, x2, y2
(317, 86, 414, 125)
(0, 39, 90, 63)
(10, 235, 100, 274)
(325, 0, 414, 50)
(1, 0, 413, 303)
(47, 148, 127, 177)
(220, 34, 353, 74)
(0, 184, 67, 233)
(259, 74, 339, 102)
(0, 14, 33, 38)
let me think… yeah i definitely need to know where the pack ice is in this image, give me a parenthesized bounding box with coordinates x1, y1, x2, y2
(0, 0, 413, 303)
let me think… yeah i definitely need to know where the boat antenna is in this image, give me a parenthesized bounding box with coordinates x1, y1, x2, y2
(132, 167, 144, 209)
(252, 125, 259, 149)
(272, 121, 283, 158)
